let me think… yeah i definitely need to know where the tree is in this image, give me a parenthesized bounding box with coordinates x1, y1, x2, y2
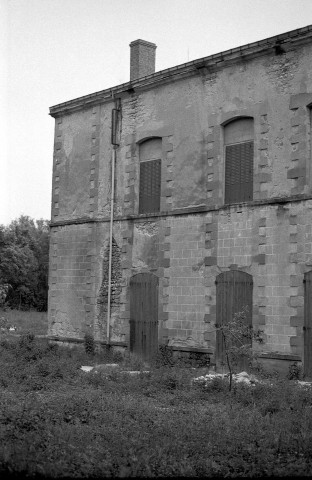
(0, 216, 50, 311)
(211, 307, 264, 391)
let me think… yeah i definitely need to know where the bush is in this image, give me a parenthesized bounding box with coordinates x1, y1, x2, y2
(287, 362, 303, 380)
(84, 333, 95, 356)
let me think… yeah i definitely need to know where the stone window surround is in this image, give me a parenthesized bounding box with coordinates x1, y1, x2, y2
(208, 102, 270, 206)
(124, 126, 174, 216)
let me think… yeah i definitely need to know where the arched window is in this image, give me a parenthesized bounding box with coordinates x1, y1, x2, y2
(224, 117, 254, 204)
(139, 138, 162, 214)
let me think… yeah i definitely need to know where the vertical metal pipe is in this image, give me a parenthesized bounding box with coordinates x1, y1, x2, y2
(107, 146, 116, 344)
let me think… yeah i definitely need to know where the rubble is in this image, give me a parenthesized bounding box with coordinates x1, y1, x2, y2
(192, 371, 260, 387)
(80, 364, 150, 376)
(81, 366, 94, 372)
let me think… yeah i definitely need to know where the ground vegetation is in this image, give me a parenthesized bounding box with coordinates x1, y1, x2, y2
(0, 331, 312, 477)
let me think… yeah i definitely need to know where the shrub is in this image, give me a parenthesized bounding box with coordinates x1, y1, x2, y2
(156, 345, 174, 367)
(84, 333, 95, 356)
(287, 362, 303, 380)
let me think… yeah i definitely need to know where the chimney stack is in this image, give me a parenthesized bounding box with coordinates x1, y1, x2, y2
(130, 39, 157, 81)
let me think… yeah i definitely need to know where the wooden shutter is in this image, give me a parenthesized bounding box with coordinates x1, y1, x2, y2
(225, 141, 253, 204)
(139, 159, 161, 214)
(216, 270, 253, 369)
(304, 271, 312, 378)
(130, 273, 159, 362)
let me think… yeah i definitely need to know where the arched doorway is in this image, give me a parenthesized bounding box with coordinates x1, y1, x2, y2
(304, 271, 312, 377)
(129, 273, 159, 362)
(215, 270, 253, 370)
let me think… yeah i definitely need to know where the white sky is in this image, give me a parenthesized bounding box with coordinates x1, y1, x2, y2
(1, 0, 312, 225)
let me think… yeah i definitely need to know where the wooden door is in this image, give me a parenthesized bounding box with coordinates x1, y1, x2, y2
(216, 270, 253, 370)
(304, 271, 312, 378)
(130, 273, 159, 362)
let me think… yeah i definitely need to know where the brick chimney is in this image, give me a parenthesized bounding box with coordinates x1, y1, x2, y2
(129, 39, 157, 81)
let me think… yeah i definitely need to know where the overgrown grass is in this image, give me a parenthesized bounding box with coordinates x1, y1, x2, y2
(3, 309, 48, 336)
(1, 335, 312, 477)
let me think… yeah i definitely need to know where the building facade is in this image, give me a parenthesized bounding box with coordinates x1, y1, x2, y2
(49, 26, 312, 374)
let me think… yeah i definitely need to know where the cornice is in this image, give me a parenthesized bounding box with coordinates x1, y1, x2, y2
(49, 24, 312, 118)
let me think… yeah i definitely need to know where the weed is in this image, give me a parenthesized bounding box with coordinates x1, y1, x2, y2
(287, 362, 303, 380)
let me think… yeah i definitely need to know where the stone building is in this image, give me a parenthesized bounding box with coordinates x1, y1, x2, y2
(49, 25, 312, 374)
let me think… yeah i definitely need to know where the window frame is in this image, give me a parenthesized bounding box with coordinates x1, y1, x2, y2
(223, 117, 254, 205)
(224, 139, 254, 204)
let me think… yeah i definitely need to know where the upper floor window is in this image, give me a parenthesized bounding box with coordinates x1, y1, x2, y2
(224, 117, 254, 204)
(139, 138, 162, 214)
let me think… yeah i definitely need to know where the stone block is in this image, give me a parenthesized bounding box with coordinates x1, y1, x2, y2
(290, 275, 301, 287)
(253, 254, 266, 265)
(125, 134, 135, 145)
(162, 258, 170, 268)
(204, 314, 215, 323)
(257, 172, 271, 183)
(287, 166, 306, 179)
(163, 143, 173, 152)
(121, 260, 132, 269)
(205, 223, 217, 233)
(125, 164, 136, 173)
(290, 316, 304, 327)
(290, 336, 303, 347)
(163, 188, 173, 197)
(259, 139, 268, 150)
(122, 230, 132, 239)
(257, 314, 266, 325)
(204, 256, 217, 266)
(290, 296, 304, 307)
(289, 253, 299, 263)
(204, 330, 215, 342)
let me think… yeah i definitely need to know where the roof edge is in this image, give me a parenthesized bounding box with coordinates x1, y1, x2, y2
(49, 24, 312, 118)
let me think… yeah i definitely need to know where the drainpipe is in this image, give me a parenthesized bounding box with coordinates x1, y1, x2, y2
(107, 101, 120, 345)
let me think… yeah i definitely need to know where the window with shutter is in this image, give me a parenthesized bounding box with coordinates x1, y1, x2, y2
(225, 141, 253, 203)
(139, 138, 162, 214)
(223, 117, 254, 204)
(139, 159, 161, 213)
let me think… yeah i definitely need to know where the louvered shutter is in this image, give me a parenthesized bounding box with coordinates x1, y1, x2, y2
(225, 141, 253, 204)
(139, 159, 161, 214)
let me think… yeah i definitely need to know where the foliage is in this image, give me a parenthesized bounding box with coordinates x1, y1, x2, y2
(287, 362, 303, 380)
(1, 335, 312, 477)
(84, 333, 95, 356)
(0, 216, 49, 311)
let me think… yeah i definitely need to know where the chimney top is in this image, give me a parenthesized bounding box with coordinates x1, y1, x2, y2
(130, 39, 157, 81)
